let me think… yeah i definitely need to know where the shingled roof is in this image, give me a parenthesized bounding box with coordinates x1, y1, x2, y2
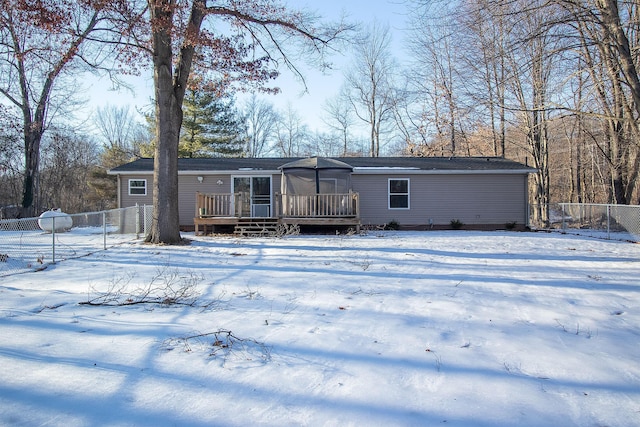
(109, 156, 535, 174)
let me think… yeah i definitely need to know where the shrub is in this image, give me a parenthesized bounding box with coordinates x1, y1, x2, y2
(386, 219, 400, 230)
(450, 219, 464, 229)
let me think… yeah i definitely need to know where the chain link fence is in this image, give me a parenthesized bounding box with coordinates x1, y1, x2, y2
(534, 203, 640, 242)
(0, 205, 152, 277)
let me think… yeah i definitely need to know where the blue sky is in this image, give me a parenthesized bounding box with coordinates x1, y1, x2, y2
(85, 0, 410, 138)
(267, 0, 410, 132)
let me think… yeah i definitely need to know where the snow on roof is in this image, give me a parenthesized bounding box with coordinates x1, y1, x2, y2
(110, 157, 535, 174)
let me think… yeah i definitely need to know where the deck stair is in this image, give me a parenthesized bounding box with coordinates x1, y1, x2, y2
(233, 219, 279, 237)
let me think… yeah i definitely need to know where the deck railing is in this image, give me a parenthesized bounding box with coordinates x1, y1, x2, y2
(277, 192, 359, 218)
(196, 191, 359, 219)
(196, 192, 240, 217)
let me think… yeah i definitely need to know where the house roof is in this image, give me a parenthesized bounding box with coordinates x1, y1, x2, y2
(109, 156, 535, 174)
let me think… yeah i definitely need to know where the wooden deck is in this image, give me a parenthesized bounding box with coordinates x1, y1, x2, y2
(194, 192, 360, 235)
(194, 216, 238, 235)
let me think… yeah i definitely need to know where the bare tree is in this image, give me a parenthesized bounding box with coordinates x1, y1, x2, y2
(307, 130, 342, 157)
(407, 0, 640, 208)
(558, 0, 640, 204)
(499, 0, 565, 224)
(0, 2, 121, 216)
(459, 0, 508, 157)
(38, 129, 101, 212)
(594, 0, 640, 119)
(275, 103, 309, 157)
(242, 95, 278, 157)
(411, 18, 460, 155)
(389, 73, 432, 155)
(94, 105, 148, 169)
(322, 89, 354, 156)
(405, 2, 485, 157)
(0, 106, 22, 212)
(344, 21, 397, 157)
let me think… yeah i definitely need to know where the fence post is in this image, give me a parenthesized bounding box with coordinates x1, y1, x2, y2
(51, 216, 56, 264)
(103, 211, 107, 250)
(607, 204, 611, 240)
(136, 204, 140, 238)
(561, 203, 566, 231)
(143, 205, 148, 236)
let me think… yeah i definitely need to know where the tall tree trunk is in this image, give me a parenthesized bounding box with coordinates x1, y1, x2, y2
(370, 101, 377, 157)
(529, 38, 550, 224)
(578, 0, 640, 204)
(574, 137, 583, 203)
(21, 130, 42, 216)
(574, 65, 585, 203)
(7, 9, 100, 217)
(146, 0, 204, 243)
(597, 0, 640, 119)
(607, 117, 628, 204)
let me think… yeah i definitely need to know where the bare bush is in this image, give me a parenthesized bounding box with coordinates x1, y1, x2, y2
(273, 223, 300, 237)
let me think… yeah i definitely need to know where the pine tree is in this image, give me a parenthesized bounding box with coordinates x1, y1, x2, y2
(180, 89, 244, 158)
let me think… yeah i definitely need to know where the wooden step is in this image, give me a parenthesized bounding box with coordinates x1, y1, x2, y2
(234, 220, 279, 237)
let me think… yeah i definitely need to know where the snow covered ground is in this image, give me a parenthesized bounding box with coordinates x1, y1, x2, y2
(1, 230, 639, 427)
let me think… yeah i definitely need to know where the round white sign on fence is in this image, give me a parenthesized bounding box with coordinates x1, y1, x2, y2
(38, 210, 73, 232)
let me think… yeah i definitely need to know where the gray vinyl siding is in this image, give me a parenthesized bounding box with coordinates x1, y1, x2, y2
(178, 174, 229, 226)
(118, 169, 528, 228)
(119, 173, 281, 227)
(353, 173, 528, 227)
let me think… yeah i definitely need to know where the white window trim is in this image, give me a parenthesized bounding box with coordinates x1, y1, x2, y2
(128, 179, 147, 196)
(388, 178, 410, 210)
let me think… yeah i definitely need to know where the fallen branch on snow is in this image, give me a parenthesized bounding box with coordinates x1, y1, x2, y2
(79, 266, 223, 310)
(163, 329, 271, 363)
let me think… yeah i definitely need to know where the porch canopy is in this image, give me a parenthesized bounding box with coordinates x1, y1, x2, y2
(280, 157, 353, 195)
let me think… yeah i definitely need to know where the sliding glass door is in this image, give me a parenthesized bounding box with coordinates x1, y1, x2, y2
(232, 176, 272, 217)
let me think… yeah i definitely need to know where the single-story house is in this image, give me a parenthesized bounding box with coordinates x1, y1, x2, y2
(108, 156, 535, 233)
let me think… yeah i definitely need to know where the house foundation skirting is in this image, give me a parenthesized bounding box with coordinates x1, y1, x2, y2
(191, 218, 526, 235)
(193, 216, 361, 235)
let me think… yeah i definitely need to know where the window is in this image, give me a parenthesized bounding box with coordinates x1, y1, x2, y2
(389, 179, 409, 209)
(128, 179, 147, 196)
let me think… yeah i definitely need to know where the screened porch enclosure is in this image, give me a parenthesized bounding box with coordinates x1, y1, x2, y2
(278, 157, 356, 218)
